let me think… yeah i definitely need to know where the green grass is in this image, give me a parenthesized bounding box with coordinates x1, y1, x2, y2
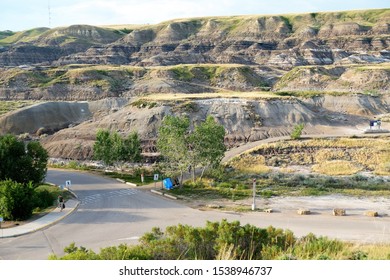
(0, 100, 38, 115)
(0, 27, 49, 45)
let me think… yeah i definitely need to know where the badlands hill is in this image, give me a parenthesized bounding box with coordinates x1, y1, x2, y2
(0, 9, 389, 159)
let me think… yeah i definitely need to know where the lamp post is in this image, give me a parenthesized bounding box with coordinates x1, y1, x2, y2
(252, 178, 256, 211)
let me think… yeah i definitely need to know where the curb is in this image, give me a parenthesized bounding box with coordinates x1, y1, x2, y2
(1, 199, 80, 238)
(164, 193, 177, 200)
(150, 189, 178, 200)
(115, 178, 138, 187)
(151, 189, 163, 195)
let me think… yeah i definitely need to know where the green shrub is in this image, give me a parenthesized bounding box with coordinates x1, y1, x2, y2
(349, 250, 368, 260)
(290, 123, 305, 140)
(0, 180, 35, 220)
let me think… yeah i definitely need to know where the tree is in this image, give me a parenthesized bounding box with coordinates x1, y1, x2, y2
(93, 129, 141, 166)
(93, 129, 113, 166)
(190, 116, 226, 180)
(157, 115, 226, 184)
(0, 134, 48, 185)
(290, 123, 305, 140)
(156, 115, 190, 186)
(122, 132, 142, 163)
(24, 141, 49, 184)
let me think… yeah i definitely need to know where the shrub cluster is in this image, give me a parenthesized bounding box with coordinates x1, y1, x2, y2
(49, 220, 375, 260)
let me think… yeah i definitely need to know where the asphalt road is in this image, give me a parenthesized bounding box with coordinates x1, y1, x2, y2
(1, 169, 390, 260)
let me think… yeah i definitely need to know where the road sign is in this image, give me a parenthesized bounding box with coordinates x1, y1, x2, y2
(65, 180, 71, 187)
(0, 217, 3, 222)
(154, 174, 159, 181)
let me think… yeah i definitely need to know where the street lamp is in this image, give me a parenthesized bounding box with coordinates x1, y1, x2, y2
(252, 178, 256, 211)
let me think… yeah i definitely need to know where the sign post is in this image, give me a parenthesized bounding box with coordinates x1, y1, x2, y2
(153, 174, 159, 188)
(65, 180, 71, 190)
(252, 179, 256, 211)
(0, 216, 3, 238)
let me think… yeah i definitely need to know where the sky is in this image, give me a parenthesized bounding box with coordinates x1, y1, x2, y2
(0, 0, 389, 31)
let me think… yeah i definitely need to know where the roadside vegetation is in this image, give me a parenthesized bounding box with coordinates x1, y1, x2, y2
(0, 134, 60, 221)
(49, 219, 390, 260)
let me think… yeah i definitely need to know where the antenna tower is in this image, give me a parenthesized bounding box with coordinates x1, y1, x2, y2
(48, 0, 52, 27)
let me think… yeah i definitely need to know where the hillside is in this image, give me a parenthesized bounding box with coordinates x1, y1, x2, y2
(0, 9, 389, 68)
(0, 9, 389, 160)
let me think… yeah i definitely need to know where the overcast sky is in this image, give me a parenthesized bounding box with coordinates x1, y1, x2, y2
(1, 0, 389, 31)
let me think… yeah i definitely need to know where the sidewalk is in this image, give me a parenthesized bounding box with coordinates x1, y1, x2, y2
(0, 199, 79, 238)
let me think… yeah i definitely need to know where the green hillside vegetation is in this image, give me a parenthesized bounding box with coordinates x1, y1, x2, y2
(0, 100, 38, 116)
(0, 64, 270, 93)
(0, 30, 15, 40)
(0, 25, 123, 46)
(154, 8, 390, 37)
(0, 27, 50, 45)
(1, 9, 388, 46)
(274, 63, 390, 94)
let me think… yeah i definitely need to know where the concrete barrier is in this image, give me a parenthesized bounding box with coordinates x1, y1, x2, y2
(297, 209, 311, 215)
(164, 193, 178, 200)
(116, 178, 125, 183)
(151, 189, 163, 196)
(333, 208, 346, 216)
(126, 182, 137, 187)
(365, 211, 379, 217)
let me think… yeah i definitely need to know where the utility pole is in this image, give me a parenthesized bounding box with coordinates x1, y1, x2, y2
(252, 178, 256, 211)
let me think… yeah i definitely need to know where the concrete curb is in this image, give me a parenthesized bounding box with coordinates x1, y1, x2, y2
(116, 178, 126, 183)
(150, 189, 178, 200)
(164, 193, 178, 200)
(1, 199, 80, 238)
(151, 189, 163, 195)
(126, 182, 137, 187)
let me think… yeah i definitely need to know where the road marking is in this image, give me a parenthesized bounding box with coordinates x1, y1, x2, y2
(80, 189, 139, 205)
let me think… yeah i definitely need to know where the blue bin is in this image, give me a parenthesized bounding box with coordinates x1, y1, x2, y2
(163, 178, 173, 190)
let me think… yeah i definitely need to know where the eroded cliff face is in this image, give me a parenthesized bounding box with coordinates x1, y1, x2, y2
(0, 94, 385, 160)
(0, 10, 389, 68)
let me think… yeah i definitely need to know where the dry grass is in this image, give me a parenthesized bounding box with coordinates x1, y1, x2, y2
(312, 160, 363, 175)
(228, 154, 271, 174)
(346, 243, 390, 260)
(230, 137, 390, 176)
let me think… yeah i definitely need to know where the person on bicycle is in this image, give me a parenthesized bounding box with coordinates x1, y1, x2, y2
(58, 195, 64, 211)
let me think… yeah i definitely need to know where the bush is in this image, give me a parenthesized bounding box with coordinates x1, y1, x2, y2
(290, 124, 305, 140)
(0, 180, 35, 220)
(34, 188, 56, 209)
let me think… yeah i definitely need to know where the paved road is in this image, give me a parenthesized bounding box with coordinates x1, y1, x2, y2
(1, 169, 390, 259)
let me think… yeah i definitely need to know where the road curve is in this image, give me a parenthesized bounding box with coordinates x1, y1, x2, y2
(1, 167, 390, 259)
